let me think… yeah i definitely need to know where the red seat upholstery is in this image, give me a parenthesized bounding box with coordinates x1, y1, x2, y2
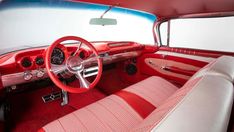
(40, 76, 178, 132)
(123, 76, 178, 107)
(40, 56, 234, 132)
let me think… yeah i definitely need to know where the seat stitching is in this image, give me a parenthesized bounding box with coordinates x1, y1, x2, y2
(96, 101, 129, 130)
(107, 97, 142, 121)
(137, 81, 166, 95)
(57, 119, 66, 132)
(125, 88, 156, 106)
(86, 107, 113, 131)
(72, 112, 89, 131)
(149, 77, 203, 131)
(107, 97, 141, 121)
(153, 102, 179, 113)
(126, 87, 155, 102)
(142, 83, 172, 100)
(133, 100, 183, 131)
(133, 80, 197, 131)
(157, 92, 186, 107)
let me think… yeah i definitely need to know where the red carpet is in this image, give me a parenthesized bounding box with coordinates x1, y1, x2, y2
(7, 68, 140, 131)
(8, 85, 106, 132)
(68, 88, 106, 109)
(96, 69, 134, 95)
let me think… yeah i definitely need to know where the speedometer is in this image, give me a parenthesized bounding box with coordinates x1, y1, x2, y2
(51, 48, 65, 65)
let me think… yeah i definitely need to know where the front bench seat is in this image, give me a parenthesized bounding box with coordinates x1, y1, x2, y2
(40, 75, 233, 132)
(40, 55, 234, 132)
(40, 76, 178, 132)
(133, 76, 233, 132)
(191, 55, 234, 82)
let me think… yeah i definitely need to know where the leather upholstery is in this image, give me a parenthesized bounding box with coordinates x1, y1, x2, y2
(43, 95, 143, 132)
(123, 76, 178, 107)
(42, 76, 178, 132)
(132, 76, 234, 132)
(191, 55, 234, 82)
(131, 77, 201, 131)
(41, 56, 234, 132)
(115, 90, 156, 119)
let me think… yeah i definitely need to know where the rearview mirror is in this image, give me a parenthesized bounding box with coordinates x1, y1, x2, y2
(89, 18, 117, 26)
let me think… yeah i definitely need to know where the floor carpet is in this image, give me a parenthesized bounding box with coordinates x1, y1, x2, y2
(96, 69, 134, 95)
(7, 85, 106, 132)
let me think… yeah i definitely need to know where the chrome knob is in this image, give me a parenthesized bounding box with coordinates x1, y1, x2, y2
(24, 71, 33, 81)
(36, 69, 44, 78)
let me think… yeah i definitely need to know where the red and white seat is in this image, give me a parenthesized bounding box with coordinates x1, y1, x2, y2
(40, 76, 178, 131)
(40, 56, 234, 132)
(191, 55, 234, 82)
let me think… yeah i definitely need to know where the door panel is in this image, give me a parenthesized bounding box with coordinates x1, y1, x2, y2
(138, 53, 209, 86)
(145, 58, 200, 79)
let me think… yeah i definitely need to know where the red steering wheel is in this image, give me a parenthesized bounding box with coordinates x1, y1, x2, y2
(45, 36, 103, 93)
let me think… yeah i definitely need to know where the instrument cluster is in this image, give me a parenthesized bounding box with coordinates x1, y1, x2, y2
(17, 47, 89, 82)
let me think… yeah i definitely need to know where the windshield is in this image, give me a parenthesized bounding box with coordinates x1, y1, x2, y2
(0, 1, 156, 55)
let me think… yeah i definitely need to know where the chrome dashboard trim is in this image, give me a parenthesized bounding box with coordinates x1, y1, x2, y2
(2, 69, 48, 87)
(1, 51, 141, 87)
(108, 42, 131, 47)
(101, 51, 140, 64)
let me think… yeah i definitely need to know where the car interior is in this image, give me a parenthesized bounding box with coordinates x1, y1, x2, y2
(0, 0, 234, 132)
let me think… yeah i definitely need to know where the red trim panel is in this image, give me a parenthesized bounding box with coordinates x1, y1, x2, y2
(115, 90, 156, 119)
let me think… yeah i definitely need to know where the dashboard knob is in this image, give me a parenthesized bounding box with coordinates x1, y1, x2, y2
(36, 69, 44, 78)
(24, 71, 33, 81)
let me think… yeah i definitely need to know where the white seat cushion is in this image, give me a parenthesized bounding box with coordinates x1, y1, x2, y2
(191, 55, 234, 82)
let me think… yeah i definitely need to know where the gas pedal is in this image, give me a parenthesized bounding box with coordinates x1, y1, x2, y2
(42, 91, 62, 103)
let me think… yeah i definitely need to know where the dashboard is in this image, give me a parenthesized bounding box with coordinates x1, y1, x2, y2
(0, 41, 144, 88)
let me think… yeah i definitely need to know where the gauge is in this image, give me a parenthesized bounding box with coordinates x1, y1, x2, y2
(51, 48, 65, 65)
(21, 57, 32, 68)
(35, 56, 44, 66)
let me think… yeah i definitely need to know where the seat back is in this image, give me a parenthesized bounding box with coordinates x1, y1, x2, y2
(132, 76, 234, 132)
(191, 55, 234, 82)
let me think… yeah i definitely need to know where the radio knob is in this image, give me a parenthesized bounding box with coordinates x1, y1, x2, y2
(24, 71, 33, 81)
(36, 70, 44, 78)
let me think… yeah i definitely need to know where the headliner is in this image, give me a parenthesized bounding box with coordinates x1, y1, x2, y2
(72, 0, 234, 18)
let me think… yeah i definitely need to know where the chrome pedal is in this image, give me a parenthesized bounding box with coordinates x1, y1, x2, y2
(42, 91, 62, 103)
(61, 90, 68, 106)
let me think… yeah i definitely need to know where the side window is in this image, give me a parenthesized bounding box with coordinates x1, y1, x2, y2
(159, 17, 234, 52)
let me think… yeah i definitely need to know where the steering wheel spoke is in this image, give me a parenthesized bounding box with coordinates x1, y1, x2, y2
(50, 64, 67, 75)
(83, 66, 99, 78)
(75, 71, 90, 89)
